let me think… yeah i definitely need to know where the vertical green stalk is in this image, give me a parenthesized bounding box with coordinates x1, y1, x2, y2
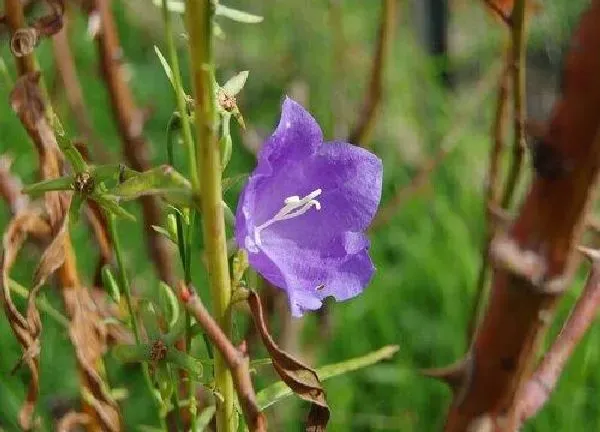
(161, 0, 198, 190)
(185, 1, 235, 431)
(161, 2, 200, 425)
(107, 214, 167, 431)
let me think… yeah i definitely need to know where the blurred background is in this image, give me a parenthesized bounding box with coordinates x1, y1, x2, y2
(0, 0, 596, 430)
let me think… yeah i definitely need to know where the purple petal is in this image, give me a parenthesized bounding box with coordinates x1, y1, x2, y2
(260, 142, 382, 247)
(256, 97, 322, 175)
(250, 231, 375, 317)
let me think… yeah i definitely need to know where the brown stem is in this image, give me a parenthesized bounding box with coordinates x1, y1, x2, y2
(500, 0, 527, 209)
(347, 0, 396, 148)
(371, 62, 501, 231)
(468, 60, 511, 343)
(509, 247, 600, 429)
(4, 2, 119, 429)
(179, 283, 267, 432)
(444, 1, 600, 429)
(51, 15, 108, 162)
(83, 0, 174, 285)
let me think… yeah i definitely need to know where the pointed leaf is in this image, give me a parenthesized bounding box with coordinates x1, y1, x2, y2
(215, 5, 263, 23)
(222, 71, 249, 96)
(257, 345, 399, 410)
(101, 266, 121, 303)
(23, 175, 75, 194)
(165, 347, 203, 378)
(112, 344, 151, 363)
(152, 225, 177, 245)
(92, 193, 136, 221)
(158, 281, 179, 331)
(248, 291, 329, 430)
(154, 45, 175, 90)
(108, 165, 194, 208)
(196, 406, 216, 431)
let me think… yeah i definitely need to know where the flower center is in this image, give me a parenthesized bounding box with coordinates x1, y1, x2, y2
(254, 188, 322, 246)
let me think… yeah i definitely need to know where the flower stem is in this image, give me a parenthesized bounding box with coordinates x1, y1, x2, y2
(106, 214, 167, 431)
(185, 1, 235, 431)
(161, 2, 200, 425)
(161, 0, 198, 190)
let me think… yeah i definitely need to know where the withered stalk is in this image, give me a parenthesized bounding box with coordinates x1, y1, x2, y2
(84, 0, 174, 285)
(347, 0, 396, 148)
(180, 285, 267, 432)
(444, 1, 600, 429)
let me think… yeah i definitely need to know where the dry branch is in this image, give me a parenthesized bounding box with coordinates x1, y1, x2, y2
(348, 0, 396, 148)
(82, 0, 174, 285)
(444, 1, 600, 429)
(179, 283, 267, 432)
(510, 247, 600, 429)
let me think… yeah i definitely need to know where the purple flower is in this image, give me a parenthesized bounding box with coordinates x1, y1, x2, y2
(235, 98, 383, 317)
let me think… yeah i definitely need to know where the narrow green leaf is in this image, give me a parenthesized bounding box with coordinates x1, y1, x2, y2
(220, 134, 232, 171)
(52, 114, 88, 173)
(196, 406, 216, 431)
(215, 5, 263, 23)
(139, 300, 161, 341)
(165, 347, 203, 378)
(151, 225, 177, 245)
(69, 194, 84, 224)
(92, 193, 136, 221)
(256, 345, 399, 410)
(101, 265, 121, 303)
(158, 281, 179, 331)
(92, 163, 137, 184)
(112, 344, 151, 363)
(108, 165, 194, 208)
(23, 175, 74, 194)
(154, 45, 175, 90)
(222, 71, 249, 96)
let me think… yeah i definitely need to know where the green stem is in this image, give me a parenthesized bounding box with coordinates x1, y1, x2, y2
(161, 0, 198, 191)
(161, 4, 201, 424)
(106, 214, 168, 431)
(185, 1, 235, 431)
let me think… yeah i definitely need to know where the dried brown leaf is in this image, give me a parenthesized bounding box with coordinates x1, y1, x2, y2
(248, 291, 329, 431)
(9, 73, 66, 227)
(0, 155, 29, 214)
(1, 207, 51, 430)
(56, 411, 90, 432)
(63, 286, 121, 431)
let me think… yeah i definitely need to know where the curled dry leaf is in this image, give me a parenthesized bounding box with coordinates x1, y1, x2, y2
(63, 286, 121, 431)
(1, 207, 51, 430)
(9, 72, 67, 227)
(248, 291, 329, 431)
(56, 411, 90, 432)
(0, 155, 29, 215)
(9, 0, 65, 57)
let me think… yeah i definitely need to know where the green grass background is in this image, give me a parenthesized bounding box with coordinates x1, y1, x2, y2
(0, 0, 597, 430)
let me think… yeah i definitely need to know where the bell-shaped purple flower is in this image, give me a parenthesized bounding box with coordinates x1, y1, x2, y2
(235, 98, 383, 317)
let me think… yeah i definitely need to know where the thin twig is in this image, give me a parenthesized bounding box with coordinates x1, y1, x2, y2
(510, 247, 600, 429)
(500, 0, 527, 209)
(482, 0, 512, 25)
(348, 0, 396, 148)
(371, 62, 502, 231)
(180, 284, 267, 432)
(51, 16, 108, 162)
(467, 60, 511, 343)
(83, 0, 175, 286)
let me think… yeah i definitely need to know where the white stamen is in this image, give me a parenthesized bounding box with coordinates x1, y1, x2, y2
(254, 188, 322, 246)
